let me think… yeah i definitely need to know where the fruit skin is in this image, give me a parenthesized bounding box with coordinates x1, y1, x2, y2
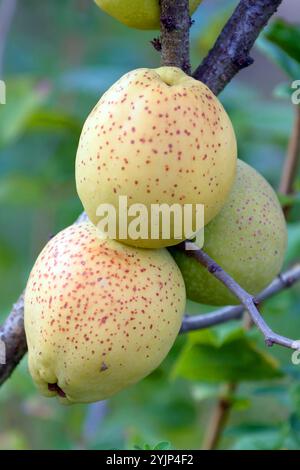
(95, 0, 202, 30)
(24, 223, 186, 404)
(171, 160, 287, 306)
(76, 66, 237, 249)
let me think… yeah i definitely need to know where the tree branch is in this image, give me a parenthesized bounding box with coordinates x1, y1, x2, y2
(160, 0, 191, 73)
(0, 293, 26, 385)
(193, 0, 283, 95)
(180, 244, 300, 350)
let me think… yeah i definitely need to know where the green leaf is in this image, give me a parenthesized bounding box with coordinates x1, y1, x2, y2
(289, 413, 300, 445)
(153, 441, 172, 450)
(231, 427, 284, 450)
(172, 325, 282, 383)
(231, 396, 251, 411)
(286, 222, 300, 264)
(289, 383, 300, 413)
(265, 19, 300, 65)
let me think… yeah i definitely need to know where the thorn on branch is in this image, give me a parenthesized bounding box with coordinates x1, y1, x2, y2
(193, 0, 283, 95)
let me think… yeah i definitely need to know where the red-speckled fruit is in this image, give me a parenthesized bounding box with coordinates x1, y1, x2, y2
(75, 67, 237, 249)
(24, 222, 186, 404)
(171, 160, 287, 306)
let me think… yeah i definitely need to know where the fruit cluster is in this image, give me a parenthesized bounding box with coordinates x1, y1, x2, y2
(24, 2, 287, 404)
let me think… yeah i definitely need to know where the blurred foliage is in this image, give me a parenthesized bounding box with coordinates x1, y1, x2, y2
(0, 0, 300, 451)
(265, 19, 300, 66)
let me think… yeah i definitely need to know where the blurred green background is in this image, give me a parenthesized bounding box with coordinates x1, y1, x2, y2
(0, 0, 300, 450)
